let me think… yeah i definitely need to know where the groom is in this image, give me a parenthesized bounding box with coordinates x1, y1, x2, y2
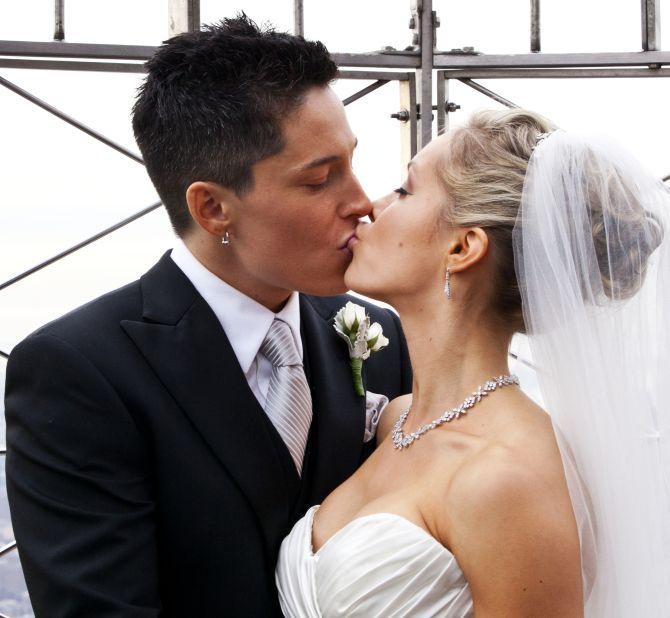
(4, 15, 411, 618)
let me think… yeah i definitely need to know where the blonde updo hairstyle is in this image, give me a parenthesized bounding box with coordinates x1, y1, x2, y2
(436, 109, 664, 333)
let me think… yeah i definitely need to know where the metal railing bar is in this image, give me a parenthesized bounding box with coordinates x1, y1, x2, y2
(0, 74, 144, 165)
(0, 448, 6, 455)
(0, 201, 162, 293)
(642, 0, 661, 51)
(338, 70, 411, 81)
(54, 0, 65, 42)
(458, 78, 520, 108)
(342, 80, 389, 106)
(663, 173, 670, 182)
(0, 349, 8, 358)
(509, 350, 536, 370)
(531, 0, 541, 53)
(434, 51, 670, 69)
(441, 67, 670, 79)
(0, 541, 17, 558)
(294, 0, 304, 37)
(0, 58, 146, 74)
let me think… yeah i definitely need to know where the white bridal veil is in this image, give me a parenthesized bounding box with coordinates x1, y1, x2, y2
(514, 131, 670, 616)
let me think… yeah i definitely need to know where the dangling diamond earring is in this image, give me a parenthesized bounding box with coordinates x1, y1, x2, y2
(221, 231, 231, 245)
(444, 268, 451, 299)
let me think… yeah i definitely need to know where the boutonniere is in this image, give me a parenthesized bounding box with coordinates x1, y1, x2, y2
(333, 301, 390, 396)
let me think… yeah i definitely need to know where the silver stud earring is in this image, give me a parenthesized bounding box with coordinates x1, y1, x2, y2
(444, 268, 451, 299)
(221, 231, 230, 245)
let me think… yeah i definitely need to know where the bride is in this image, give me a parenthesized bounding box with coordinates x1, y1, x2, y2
(276, 109, 670, 617)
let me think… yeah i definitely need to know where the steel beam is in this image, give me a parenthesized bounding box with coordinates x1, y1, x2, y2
(418, 0, 435, 147)
(0, 40, 156, 60)
(168, 0, 200, 36)
(434, 51, 670, 69)
(342, 80, 389, 106)
(398, 76, 418, 175)
(436, 73, 448, 134)
(0, 58, 146, 73)
(294, 0, 305, 37)
(531, 0, 541, 52)
(0, 75, 144, 164)
(54, 0, 65, 41)
(338, 70, 412, 81)
(458, 79, 520, 107)
(641, 0, 661, 51)
(441, 67, 670, 78)
(0, 201, 162, 293)
(0, 541, 17, 558)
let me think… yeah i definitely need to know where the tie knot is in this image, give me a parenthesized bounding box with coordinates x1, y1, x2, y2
(261, 319, 301, 368)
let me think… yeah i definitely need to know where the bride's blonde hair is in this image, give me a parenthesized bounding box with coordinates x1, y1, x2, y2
(437, 109, 554, 332)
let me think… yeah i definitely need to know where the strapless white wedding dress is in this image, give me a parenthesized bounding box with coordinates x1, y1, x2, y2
(276, 505, 474, 617)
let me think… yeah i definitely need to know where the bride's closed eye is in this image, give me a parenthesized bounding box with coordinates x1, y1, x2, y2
(394, 187, 412, 197)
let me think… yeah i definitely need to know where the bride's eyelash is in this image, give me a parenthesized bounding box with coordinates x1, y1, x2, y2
(394, 187, 412, 196)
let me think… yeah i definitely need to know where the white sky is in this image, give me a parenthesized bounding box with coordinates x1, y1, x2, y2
(1, 0, 669, 395)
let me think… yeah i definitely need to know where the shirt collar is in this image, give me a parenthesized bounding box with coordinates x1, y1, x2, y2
(170, 239, 303, 374)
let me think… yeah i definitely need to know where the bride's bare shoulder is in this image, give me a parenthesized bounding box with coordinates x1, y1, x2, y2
(438, 399, 582, 613)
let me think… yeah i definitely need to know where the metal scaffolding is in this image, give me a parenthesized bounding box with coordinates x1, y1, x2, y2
(0, 0, 668, 612)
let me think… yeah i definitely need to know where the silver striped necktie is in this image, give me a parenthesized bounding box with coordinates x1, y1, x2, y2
(260, 318, 313, 475)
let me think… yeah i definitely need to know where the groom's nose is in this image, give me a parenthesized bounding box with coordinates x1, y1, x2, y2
(371, 192, 396, 221)
(340, 175, 373, 220)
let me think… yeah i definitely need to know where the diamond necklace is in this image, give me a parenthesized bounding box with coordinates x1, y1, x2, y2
(391, 374, 520, 450)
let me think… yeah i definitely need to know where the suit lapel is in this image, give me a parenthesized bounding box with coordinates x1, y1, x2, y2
(120, 253, 292, 551)
(298, 296, 367, 508)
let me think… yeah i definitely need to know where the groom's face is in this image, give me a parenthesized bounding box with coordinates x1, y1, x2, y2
(227, 86, 371, 296)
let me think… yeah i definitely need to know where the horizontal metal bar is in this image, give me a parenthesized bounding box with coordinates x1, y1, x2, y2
(0, 541, 17, 558)
(0, 41, 423, 68)
(0, 39, 155, 60)
(0, 349, 8, 359)
(441, 67, 670, 79)
(332, 52, 421, 68)
(663, 173, 670, 182)
(0, 58, 145, 73)
(338, 69, 411, 81)
(342, 80, 389, 106)
(0, 75, 144, 164)
(0, 448, 5, 455)
(458, 79, 520, 108)
(434, 51, 670, 69)
(0, 201, 162, 293)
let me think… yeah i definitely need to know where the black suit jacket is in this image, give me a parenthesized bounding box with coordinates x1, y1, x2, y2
(5, 252, 412, 617)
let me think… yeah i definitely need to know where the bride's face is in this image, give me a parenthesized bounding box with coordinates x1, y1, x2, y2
(344, 134, 452, 304)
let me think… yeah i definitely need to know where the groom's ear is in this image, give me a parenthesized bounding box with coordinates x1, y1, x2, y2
(445, 227, 489, 273)
(185, 181, 236, 237)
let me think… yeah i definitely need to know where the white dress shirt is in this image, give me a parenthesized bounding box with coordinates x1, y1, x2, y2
(170, 239, 303, 409)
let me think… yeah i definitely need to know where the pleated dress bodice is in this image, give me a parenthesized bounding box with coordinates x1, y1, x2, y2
(276, 505, 474, 617)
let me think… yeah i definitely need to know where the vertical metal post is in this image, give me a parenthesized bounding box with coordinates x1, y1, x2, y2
(436, 72, 449, 134)
(398, 76, 418, 176)
(54, 0, 65, 41)
(418, 0, 435, 148)
(168, 0, 200, 36)
(641, 0, 661, 51)
(531, 0, 541, 52)
(294, 0, 305, 36)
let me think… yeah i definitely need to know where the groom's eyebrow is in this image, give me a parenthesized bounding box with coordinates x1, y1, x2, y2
(297, 138, 358, 172)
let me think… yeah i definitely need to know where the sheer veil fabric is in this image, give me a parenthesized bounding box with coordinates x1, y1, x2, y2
(514, 131, 670, 616)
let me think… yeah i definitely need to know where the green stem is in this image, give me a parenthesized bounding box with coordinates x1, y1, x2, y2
(350, 357, 364, 396)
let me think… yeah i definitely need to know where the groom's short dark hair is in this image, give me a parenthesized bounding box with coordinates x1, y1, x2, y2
(132, 14, 338, 236)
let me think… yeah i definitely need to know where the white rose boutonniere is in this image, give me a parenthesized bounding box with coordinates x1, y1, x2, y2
(333, 301, 390, 396)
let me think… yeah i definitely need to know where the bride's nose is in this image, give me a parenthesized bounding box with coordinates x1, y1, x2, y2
(370, 192, 396, 221)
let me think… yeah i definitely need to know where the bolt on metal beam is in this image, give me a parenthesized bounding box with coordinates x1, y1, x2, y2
(294, 0, 305, 36)
(342, 80, 390, 106)
(641, 0, 661, 51)
(531, 0, 541, 52)
(0, 75, 144, 164)
(0, 201, 163, 293)
(54, 0, 65, 41)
